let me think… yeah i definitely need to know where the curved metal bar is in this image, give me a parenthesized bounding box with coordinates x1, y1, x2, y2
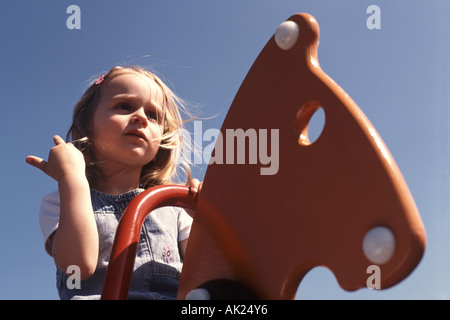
(101, 185, 198, 300)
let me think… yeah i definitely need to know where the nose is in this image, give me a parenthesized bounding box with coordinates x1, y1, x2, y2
(130, 108, 148, 126)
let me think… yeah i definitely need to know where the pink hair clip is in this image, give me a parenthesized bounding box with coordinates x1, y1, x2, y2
(95, 75, 105, 85)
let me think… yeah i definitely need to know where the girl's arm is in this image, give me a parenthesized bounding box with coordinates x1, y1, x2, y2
(179, 239, 188, 259)
(27, 135, 98, 280)
(178, 179, 202, 259)
(53, 171, 98, 280)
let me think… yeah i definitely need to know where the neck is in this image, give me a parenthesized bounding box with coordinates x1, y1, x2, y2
(91, 166, 142, 195)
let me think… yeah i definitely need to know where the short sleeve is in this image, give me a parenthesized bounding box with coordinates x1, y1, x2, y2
(38, 191, 61, 256)
(177, 208, 193, 242)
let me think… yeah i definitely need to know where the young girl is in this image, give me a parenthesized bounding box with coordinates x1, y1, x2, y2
(26, 65, 201, 300)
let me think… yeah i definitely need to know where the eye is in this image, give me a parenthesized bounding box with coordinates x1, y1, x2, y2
(146, 111, 158, 122)
(115, 103, 132, 111)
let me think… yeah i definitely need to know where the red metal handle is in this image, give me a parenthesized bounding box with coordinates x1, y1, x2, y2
(101, 185, 198, 300)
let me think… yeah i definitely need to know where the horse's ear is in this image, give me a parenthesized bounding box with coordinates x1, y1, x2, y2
(179, 13, 425, 300)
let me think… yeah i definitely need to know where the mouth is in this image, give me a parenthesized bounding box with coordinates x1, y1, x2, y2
(125, 130, 147, 141)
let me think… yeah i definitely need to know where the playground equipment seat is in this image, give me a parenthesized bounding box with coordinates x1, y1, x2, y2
(101, 13, 426, 300)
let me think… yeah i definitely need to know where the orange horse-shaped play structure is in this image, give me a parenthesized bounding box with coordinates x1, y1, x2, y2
(101, 13, 426, 300)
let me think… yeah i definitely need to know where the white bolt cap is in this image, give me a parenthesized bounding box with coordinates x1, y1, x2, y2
(275, 20, 300, 50)
(363, 226, 396, 265)
(185, 288, 211, 300)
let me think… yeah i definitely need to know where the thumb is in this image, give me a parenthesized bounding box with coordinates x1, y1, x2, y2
(53, 135, 65, 146)
(25, 155, 48, 173)
(189, 178, 200, 193)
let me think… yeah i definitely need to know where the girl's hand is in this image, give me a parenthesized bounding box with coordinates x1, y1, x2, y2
(189, 178, 203, 194)
(26, 135, 86, 182)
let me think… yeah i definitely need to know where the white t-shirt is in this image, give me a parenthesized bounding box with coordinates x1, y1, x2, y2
(39, 190, 193, 256)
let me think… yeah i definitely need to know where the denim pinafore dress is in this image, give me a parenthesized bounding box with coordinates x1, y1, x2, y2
(56, 189, 184, 300)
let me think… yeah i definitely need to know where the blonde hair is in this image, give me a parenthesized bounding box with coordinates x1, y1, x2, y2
(67, 65, 192, 188)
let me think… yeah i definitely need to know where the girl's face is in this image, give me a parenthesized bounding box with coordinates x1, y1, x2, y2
(91, 70, 164, 172)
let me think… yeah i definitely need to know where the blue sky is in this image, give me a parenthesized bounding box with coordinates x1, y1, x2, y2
(1, 0, 449, 299)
